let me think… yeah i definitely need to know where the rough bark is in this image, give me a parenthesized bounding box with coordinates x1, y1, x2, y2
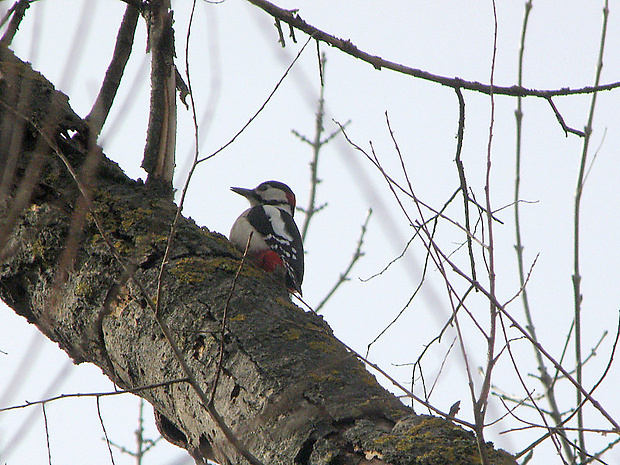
(0, 44, 516, 465)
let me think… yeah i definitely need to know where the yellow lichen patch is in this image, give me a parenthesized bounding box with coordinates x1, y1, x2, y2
(206, 257, 253, 275)
(275, 296, 298, 310)
(308, 339, 338, 354)
(73, 278, 93, 299)
(120, 206, 155, 232)
(29, 235, 46, 259)
(284, 328, 301, 341)
(135, 232, 168, 249)
(308, 370, 338, 383)
(350, 365, 379, 387)
(230, 313, 247, 322)
(169, 256, 211, 283)
(373, 416, 484, 465)
(169, 256, 261, 284)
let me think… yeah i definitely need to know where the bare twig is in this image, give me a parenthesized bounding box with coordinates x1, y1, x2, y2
(97, 396, 116, 465)
(274, 18, 285, 46)
(497, 312, 568, 460)
(427, 337, 457, 399)
(315, 209, 371, 313)
(210, 231, 253, 404)
(502, 253, 539, 308)
(335, 120, 494, 247)
(42, 403, 52, 465)
(136, 399, 145, 464)
(545, 96, 586, 137)
(573, 2, 610, 460)
(472, 5, 498, 461)
(297, 52, 327, 242)
(453, 88, 476, 282)
(197, 36, 313, 164)
(589, 437, 620, 464)
(0, 378, 190, 413)
(107, 399, 161, 462)
(429, 238, 620, 431)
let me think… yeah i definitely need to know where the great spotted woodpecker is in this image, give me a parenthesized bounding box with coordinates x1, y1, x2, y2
(229, 181, 304, 295)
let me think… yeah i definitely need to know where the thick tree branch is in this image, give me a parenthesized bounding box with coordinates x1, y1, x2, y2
(0, 45, 516, 465)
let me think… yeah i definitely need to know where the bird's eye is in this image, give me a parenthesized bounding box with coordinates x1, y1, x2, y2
(257, 184, 268, 191)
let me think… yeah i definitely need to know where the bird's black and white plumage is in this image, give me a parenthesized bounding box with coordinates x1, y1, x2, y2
(229, 181, 304, 295)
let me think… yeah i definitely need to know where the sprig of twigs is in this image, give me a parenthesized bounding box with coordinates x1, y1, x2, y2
(315, 209, 371, 313)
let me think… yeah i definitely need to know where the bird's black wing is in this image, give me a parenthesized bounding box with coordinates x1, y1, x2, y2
(246, 206, 304, 293)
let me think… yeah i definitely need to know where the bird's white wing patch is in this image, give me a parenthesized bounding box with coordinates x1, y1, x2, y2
(264, 206, 294, 241)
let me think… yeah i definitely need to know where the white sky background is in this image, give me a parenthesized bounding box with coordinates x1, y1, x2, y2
(1, 1, 620, 464)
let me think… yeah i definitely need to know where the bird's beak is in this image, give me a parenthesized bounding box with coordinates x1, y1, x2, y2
(231, 186, 264, 208)
(231, 186, 256, 200)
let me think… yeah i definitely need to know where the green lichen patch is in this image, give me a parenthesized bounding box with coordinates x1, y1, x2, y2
(169, 256, 213, 284)
(351, 415, 515, 465)
(284, 328, 301, 341)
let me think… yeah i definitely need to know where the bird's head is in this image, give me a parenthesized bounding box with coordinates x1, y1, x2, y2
(231, 181, 297, 217)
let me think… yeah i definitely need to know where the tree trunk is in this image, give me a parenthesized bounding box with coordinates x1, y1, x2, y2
(0, 44, 515, 465)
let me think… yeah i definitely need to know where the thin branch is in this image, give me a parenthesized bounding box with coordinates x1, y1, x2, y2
(454, 87, 477, 282)
(274, 18, 285, 47)
(366, 205, 468, 360)
(0, 378, 190, 413)
(545, 96, 586, 137)
(210, 231, 253, 404)
(86, 2, 140, 139)
(503, 252, 538, 308)
(583, 128, 607, 187)
(589, 437, 620, 464)
(473, 4, 498, 461)
(0, 0, 31, 46)
(97, 396, 116, 465)
(246, 0, 620, 98)
(335, 120, 493, 247)
(426, 337, 457, 399)
(365, 255, 429, 358)
(497, 313, 568, 460)
(404, 286, 476, 409)
(42, 403, 52, 465)
(197, 36, 313, 164)
(298, 52, 327, 242)
(142, 0, 176, 184)
(429, 238, 620, 431)
(315, 209, 371, 313)
(136, 399, 145, 464)
(360, 233, 415, 282)
(573, 2, 610, 460)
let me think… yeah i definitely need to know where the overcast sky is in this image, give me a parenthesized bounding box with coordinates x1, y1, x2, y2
(1, 1, 620, 464)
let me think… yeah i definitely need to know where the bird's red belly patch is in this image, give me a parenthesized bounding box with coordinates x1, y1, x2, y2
(253, 249, 284, 272)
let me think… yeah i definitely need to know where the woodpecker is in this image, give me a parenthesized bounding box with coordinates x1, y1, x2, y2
(229, 180, 304, 295)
